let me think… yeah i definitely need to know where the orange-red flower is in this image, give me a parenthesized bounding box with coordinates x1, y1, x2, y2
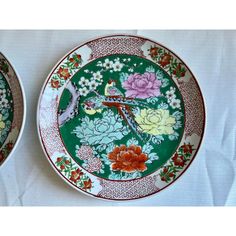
(82, 179, 92, 190)
(0, 151, 4, 162)
(158, 53, 172, 67)
(70, 168, 83, 184)
(51, 79, 60, 89)
(57, 67, 70, 80)
(6, 142, 13, 151)
(161, 167, 175, 181)
(161, 176, 166, 181)
(163, 167, 168, 173)
(56, 157, 62, 163)
(181, 144, 193, 154)
(149, 47, 159, 58)
(65, 160, 70, 165)
(173, 64, 186, 77)
(108, 145, 148, 173)
(0, 60, 9, 73)
(169, 172, 174, 178)
(172, 153, 185, 167)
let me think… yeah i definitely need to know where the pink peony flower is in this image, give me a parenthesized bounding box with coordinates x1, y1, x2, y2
(122, 72, 162, 99)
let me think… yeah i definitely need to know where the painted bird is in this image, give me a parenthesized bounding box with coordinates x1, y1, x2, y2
(104, 79, 123, 96)
(82, 80, 149, 141)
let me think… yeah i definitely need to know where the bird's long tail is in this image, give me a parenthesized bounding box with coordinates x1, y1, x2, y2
(104, 96, 149, 108)
(117, 105, 145, 142)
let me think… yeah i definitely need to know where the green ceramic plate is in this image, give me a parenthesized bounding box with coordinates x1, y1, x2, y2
(0, 53, 25, 167)
(37, 35, 205, 200)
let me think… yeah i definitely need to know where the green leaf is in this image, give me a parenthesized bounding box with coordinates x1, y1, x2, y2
(168, 131, 179, 141)
(142, 142, 153, 154)
(119, 72, 129, 83)
(151, 135, 164, 144)
(149, 152, 159, 161)
(127, 137, 139, 146)
(145, 160, 152, 164)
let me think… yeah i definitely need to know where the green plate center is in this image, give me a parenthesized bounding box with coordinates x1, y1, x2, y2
(58, 55, 185, 180)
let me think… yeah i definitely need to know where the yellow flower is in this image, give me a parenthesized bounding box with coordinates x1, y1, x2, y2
(0, 114, 6, 134)
(135, 108, 176, 135)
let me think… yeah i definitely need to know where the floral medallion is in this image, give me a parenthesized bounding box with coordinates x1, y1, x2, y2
(38, 35, 205, 200)
(0, 53, 25, 166)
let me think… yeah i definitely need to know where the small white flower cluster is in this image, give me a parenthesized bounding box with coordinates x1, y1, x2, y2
(78, 71, 103, 96)
(97, 58, 124, 72)
(165, 87, 181, 109)
(122, 58, 131, 62)
(126, 59, 143, 72)
(0, 88, 6, 97)
(0, 88, 9, 109)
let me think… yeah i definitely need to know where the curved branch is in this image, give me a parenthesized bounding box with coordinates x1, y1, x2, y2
(58, 81, 80, 127)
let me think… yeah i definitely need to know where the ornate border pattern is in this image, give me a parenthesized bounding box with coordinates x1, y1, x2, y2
(87, 37, 146, 60)
(98, 176, 159, 199)
(178, 78, 205, 137)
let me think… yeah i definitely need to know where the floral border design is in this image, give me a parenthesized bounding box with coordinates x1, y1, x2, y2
(148, 46, 186, 79)
(0, 58, 9, 74)
(0, 141, 14, 164)
(159, 143, 194, 183)
(55, 156, 93, 191)
(50, 53, 82, 89)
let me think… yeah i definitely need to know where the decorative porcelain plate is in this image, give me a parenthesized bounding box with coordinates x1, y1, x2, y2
(0, 53, 25, 167)
(37, 35, 205, 200)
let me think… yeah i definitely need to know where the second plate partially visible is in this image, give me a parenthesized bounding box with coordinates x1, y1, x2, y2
(0, 53, 26, 167)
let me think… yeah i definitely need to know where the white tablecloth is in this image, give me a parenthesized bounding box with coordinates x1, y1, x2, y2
(0, 30, 235, 206)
